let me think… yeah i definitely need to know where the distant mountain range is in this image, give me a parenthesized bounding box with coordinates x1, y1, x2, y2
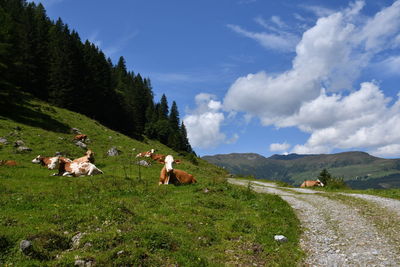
(202, 152, 400, 189)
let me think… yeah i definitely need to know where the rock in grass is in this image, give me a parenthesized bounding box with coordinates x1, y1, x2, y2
(14, 140, 25, 147)
(0, 138, 8, 145)
(74, 259, 85, 267)
(137, 160, 151, 167)
(16, 146, 32, 152)
(71, 128, 81, 134)
(274, 235, 288, 243)
(74, 141, 87, 149)
(107, 146, 121, 156)
(71, 232, 85, 248)
(20, 240, 32, 254)
(75, 258, 94, 267)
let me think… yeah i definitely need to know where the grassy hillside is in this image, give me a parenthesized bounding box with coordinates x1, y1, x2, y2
(0, 98, 303, 266)
(203, 152, 400, 189)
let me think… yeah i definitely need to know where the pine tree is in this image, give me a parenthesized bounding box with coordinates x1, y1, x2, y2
(0, 0, 196, 153)
(0, 4, 17, 95)
(317, 168, 332, 185)
(169, 101, 180, 129)
(159, 94, 169, 120)
(31, 3, 50, 99)
(47, 19, 82, 108)
(180, 122, 193, 154)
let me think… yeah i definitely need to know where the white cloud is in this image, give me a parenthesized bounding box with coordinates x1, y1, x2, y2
(301, 4, 336, 17)
(227, 24, 299, 52)
(270, 142, 291, 152)
(371, 144, 400, 157)
(102, 31, 138, 58)
(224, 0, 400, 157)
(84, 30, 138, 59)
(379, 56, 400, 75)
(271, 16, 287, 28)
(184, 94, 227, 149)
(88, 31, 102, 48)
(289, 82, 400, 155)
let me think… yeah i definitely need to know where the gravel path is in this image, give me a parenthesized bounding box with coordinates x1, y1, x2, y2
(227, 179, 400, 266)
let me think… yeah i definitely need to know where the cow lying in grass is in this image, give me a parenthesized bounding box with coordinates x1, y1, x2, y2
(159, 155, 196, 185)
(136, 149, 181, 164)
(73, 134, 87, 142)
(32, 155, 71, 170)
(58, 160, 103, 177)
(136, 148, 154, 158)
(300, 179, 324, 188)
(73, 149, 95, 163)
(32, 155, 102, 176)
(0, 160, 17, 166)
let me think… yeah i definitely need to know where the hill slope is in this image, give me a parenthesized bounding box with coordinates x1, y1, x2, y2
(0, 98, 303, 266)
(202, 152, 400, 189)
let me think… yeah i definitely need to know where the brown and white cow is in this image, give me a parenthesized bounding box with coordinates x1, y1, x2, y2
(0, 160, 17, 166)
(32, 155, 72, 170)
(58, 160, 103, 177)
(300, 179, 324, 188)
(159, 155, 196, 185)
(136, 148, 154, 158)
(73, 149, 95, 163)
(73, 134, 88, 142)
(150, 153, 166, 163)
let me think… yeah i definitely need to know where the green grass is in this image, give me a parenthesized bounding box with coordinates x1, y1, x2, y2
(0, 98, 303, 266)
(337, 188, 400, 200)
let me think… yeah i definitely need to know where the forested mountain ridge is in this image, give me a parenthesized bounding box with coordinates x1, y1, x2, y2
(202, 152, 400, 189)
(0, 0, 193, 154)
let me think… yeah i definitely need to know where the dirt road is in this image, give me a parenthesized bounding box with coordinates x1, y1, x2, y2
(227, 179, 400, 266)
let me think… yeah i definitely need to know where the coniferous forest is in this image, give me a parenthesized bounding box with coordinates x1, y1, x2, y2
(0, 0, 194, 154)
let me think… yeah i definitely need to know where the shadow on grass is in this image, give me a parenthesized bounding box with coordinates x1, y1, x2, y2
(0, 92, 70, 133)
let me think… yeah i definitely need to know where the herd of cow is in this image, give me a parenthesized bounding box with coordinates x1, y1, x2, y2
(27, 133, 196, 185)
(29, 147, 196, 185)
(2, 134, 324, 187)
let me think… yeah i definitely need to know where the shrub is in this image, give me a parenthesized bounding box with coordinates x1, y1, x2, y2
(318, 169, 348, 189)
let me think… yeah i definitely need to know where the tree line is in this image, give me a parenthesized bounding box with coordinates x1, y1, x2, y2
(0, 0, 193, 154)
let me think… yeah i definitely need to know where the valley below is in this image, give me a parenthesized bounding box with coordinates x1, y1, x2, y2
(203, 152, 400, 189)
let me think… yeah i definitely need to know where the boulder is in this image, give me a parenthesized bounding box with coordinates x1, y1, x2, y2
(14, 140, 25, 147)
(71, 232, 85, 248)
(74, 141, 87, 149)
(16, 146, 32, 153)
(71, 128, 81, 134)
(20, 240, 32, 255)
(137, 160, 151, 167)
(274, 235, 288, 243)
(0, 138, 8, 145)
(107, 147, 121, 156)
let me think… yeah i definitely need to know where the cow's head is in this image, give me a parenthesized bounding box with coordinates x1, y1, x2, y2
(31, 155, 43, 164)
(316, 179, 324, 187)
(164, 155, 175, 173)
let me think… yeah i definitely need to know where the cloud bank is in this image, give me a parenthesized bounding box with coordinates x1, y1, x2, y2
(184, 1, 400, 157)
(222, 0, 400, 157)
(183, 94, 227, 149)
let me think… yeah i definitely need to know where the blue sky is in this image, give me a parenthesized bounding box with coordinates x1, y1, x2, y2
(32, 0, 400, 158)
